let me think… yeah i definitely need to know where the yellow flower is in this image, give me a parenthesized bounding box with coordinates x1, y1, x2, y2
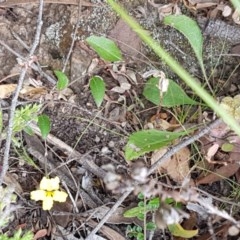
(30, 176, 68, 210)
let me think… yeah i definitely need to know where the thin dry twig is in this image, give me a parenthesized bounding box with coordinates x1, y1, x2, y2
(0, 0, 44, 185)
(85, 188, 133, 240)
(28, 122, 107, 179)
(0, 39, 56, 84)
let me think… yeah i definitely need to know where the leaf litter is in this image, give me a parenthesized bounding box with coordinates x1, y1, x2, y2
(1, 0, 240, 239)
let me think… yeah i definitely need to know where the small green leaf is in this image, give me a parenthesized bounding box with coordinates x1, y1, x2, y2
(125, 129, 188, 160)
(86, 36, 122, 62)
(137, 213, 145, 221)
(124, 206, 142, 218)
(138, 192, 144, 200)
(221, 142, 234, 152)
(54, 70, 69, 91)
(137, 232, 144, 240)
(168, 223, 198, 238)
(146, 222, 157, 231)
(38, 114, 51, 139)
(135, 226, 143, 233)
(23, 126, 34, 135)
(164, 198, 175, 205)
(90, 76, 105, 108)
(164, 15, 203, 69)
(143, 78, 198, 107)
(148, 198, 160, 210)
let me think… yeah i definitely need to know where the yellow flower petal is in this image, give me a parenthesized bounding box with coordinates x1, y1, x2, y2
(52, 190, 68, 202)
(42, 196, 54, 210)
(40, 176, 60, 191)
(30, 190, 46, 201)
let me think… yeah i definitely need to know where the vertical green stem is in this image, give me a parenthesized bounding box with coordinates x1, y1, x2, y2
(231, 0, 240, 12)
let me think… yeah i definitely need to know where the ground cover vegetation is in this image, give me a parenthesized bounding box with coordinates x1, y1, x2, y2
(1, 0, 240, 239)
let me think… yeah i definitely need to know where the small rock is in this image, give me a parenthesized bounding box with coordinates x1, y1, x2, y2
(108, 141, 115, 148)
(95, 136, 100, 143)
(101, 146, 111, 154)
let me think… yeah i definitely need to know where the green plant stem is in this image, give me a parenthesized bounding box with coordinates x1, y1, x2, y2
(106, 0, 240, 136)
(231, 0, 240, 12)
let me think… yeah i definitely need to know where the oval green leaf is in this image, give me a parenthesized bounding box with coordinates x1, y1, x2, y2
(146, 222, 157, 231)
(38, 114, 51, 140)
(221, 142, 234, 152)
(124, 206, 142, 218)
(90, 76, 106, 108)
(168, 223, 198, 238)
(143, 77, 198, 107)
(54, 70, 69, 91)
(125, 129, 188, 160)
(86, 36, 122, 62)
(164, 15, 203, 68)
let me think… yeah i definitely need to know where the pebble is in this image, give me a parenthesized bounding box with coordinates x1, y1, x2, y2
(101, 146, 111, 154)
(108, 141, 115, 148)
(95, 136, 100, 143)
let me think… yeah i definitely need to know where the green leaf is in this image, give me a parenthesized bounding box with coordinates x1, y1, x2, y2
(143, 77, 198, 107)
(148, 197, 160, 210)
(163, 15, 203, 69)
(124, 206, 142, 218)
(24, 126, 34, 135)
(138, 192, 144, 200)
(137, 232, 144, 240)
(125, 129, 188, 160)
(165, 198, 176, 205)
(137, 213, 145, 220)
(90, 76, 105, 108)
(38, 114, 51, 139)
(168, 223, 198, 238)
(221, 142, 234, 152)
(146, 222, 157, 231)
(86, 36, 122, 62)
(54, 70, 69, 91)
(13, 104, 41, 134)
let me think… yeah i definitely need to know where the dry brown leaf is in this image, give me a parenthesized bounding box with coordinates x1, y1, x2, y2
(87, 219, 125, 240)
(205, 143, 219, 162)
(231, 44, 240, 55)
(33, 229, 47, 240)
(184, 0, 218, 11)
(19, 86, 47, 100)
(158, 3, 175, 20)
(52, 200, 73, 228)
(58, 87, 74, 101)
(195, 2, 217, 9)
(188, 0, 218, 4)
(109, 19, 141, 58)
(195, 222, 230, 240)
(3, 172, 23, 194)
(151, 146, 191, 183)
(0, 84, 16, 99)
(148, 113, 180, 131)
(195, 163, 240, 185)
